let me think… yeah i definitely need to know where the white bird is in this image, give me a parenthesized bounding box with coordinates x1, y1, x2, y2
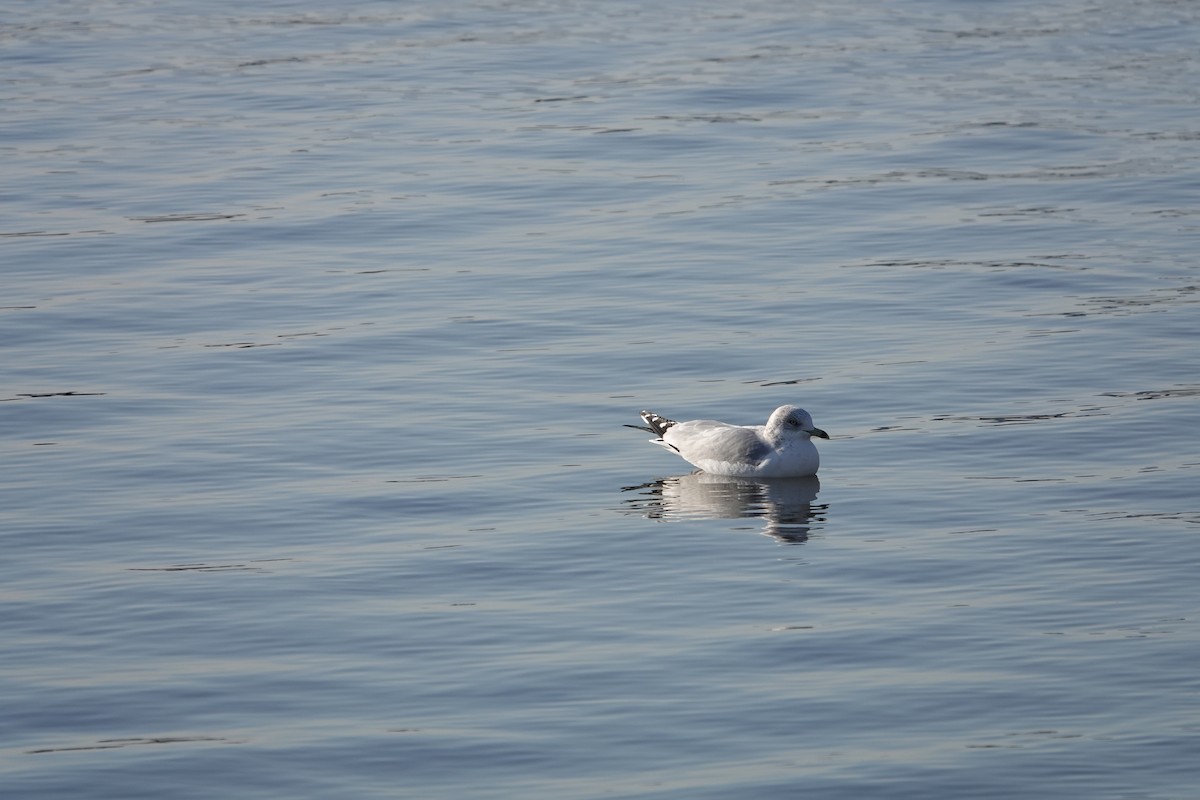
(630, 405, 829, 478)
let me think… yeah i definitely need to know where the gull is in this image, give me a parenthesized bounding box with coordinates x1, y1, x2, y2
(629, 405, 829, 478)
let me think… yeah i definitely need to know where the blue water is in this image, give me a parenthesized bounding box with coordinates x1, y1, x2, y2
(3, 1, 1199, 797)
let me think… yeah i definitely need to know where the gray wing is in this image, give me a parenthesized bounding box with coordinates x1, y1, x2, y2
(664, 421, 772, 465)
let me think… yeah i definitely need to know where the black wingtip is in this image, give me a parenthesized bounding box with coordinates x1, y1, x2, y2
(639, 410, 677, 438)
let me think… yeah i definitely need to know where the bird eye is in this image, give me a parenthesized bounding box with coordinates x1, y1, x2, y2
(787, 417, 800, 427)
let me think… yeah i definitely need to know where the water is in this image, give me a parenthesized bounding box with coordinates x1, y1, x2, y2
(3, 0, 1199, 797)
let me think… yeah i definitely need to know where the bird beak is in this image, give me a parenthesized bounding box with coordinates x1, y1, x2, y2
(807, 428, 830, 439)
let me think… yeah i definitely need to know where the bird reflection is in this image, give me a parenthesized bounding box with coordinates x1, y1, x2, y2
(621, 473, 826, 543)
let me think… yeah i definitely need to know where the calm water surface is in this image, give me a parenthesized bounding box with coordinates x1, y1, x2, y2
(3, 1, 1199, 798)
